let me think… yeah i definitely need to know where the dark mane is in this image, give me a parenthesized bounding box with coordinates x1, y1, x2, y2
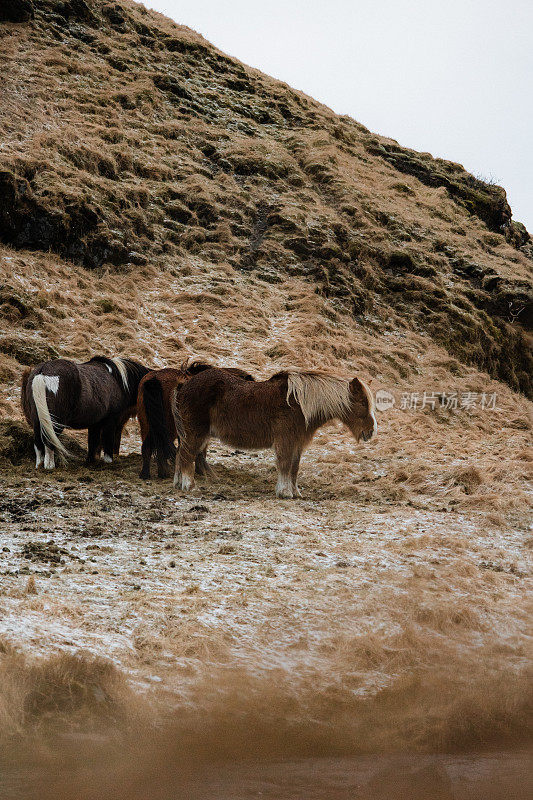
(121, 359, 151, 403)
(85, 355, 116, 369)
(182, 360, 254, 381)
(182, 360, 216, 376)
(85, 356, 150, 403)
(268, 371, 289, 382)
(120, 358, 151, 381)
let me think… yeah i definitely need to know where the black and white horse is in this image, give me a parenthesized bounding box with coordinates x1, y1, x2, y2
(21, 356, 149, 469)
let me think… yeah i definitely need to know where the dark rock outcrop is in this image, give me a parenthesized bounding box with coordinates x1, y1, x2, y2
(0, 171, 128, 269)
(0, 0, 35, 22)
(365, 139, 518, 240)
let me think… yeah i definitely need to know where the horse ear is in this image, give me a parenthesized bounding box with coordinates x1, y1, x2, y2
(349, 377, 370, 404)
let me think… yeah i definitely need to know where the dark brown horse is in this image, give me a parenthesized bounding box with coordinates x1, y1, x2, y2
(171, 368, 376, 497)
(21, 356, 149, 469)
(138, 361, 254, 479)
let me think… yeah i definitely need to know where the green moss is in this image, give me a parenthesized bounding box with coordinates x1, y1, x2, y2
(97, 298, 115, 314)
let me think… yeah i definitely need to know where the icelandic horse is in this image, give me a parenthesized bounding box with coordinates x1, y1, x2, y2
(137, 361, 254, 479)
(21, 356, 149, 469)
(171, 367, 376, 497)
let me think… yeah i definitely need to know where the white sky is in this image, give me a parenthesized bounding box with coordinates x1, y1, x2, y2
(144, 0, 532, 232)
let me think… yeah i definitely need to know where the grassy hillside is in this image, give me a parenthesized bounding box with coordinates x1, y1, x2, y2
(0, 0, 532, 404)
(0, 1, 532, 787)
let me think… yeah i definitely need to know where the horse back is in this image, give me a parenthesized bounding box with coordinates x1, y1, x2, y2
(179, 369, 291, 449)
(225, 366, 255, 381)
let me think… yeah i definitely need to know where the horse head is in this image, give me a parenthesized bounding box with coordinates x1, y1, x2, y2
(342, 377, 377, 443)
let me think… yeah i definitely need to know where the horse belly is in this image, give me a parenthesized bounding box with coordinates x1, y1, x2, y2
(69, 376, 122, 428)
(215, 430, 273, 450)
(209, 420, 273, 451)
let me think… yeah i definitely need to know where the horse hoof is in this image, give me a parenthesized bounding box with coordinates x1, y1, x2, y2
(176, 474, 194, 491)
(102, 454, 113, 464)
(139, 472, 150, 480)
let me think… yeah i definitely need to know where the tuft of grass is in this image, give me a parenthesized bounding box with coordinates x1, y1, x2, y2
(451, 466, 484, 494)
(0, 641, 138, 749)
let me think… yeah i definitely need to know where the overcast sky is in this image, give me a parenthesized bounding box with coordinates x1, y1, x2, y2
(145, 0, 532, 232)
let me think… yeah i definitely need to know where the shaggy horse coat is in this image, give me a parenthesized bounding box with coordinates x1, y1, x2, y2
(171, 368, 376, 497)
(21, 356, 149, 469)
(137, 362, 254, 479)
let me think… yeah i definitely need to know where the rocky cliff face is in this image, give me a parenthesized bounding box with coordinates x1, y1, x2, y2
(0, 0, 532, 394)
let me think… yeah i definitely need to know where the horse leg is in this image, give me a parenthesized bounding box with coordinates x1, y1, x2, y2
(45, 423, 67, 469)
(290, 450, 302, 497)
(44, 423, 66, 470)
(174, 452, 196, 491)
(156, 451, 170, 479)
(33, 422, 44, 469)
(195, 445, 213, 477)
(274, 442, 294, 499)
(34, 444, 44, 468)
(114, 421, 125, 457)
(101, 416, 118, 464)
(44, 445, 56, 470)
(139, 438, 152, 480)
(87, 424, 102, 465)
(174, 436, 205, 492)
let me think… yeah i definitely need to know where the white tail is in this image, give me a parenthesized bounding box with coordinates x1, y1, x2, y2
(31, 375, 70, 459)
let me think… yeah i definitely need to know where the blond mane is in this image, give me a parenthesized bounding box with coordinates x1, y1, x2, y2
(360, 378, 375, 415)
(286, 372, 352, 425)
(111, 357, 129, 391)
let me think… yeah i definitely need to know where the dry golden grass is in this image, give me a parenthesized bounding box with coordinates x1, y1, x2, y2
(0, 637, 139, 751)
(0, 0, 531, 393)
(0, 2, 532, 792)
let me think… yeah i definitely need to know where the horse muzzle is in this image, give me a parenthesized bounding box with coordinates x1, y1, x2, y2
(360, 429, 374, 442)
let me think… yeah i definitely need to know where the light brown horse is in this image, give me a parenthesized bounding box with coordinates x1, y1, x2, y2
(171, 368, 376, 497)
(137, 361, 254, 479)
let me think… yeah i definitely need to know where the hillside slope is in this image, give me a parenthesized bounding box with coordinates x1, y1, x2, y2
(0, 0, 532, 403)
(0, 1, 532, 785)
